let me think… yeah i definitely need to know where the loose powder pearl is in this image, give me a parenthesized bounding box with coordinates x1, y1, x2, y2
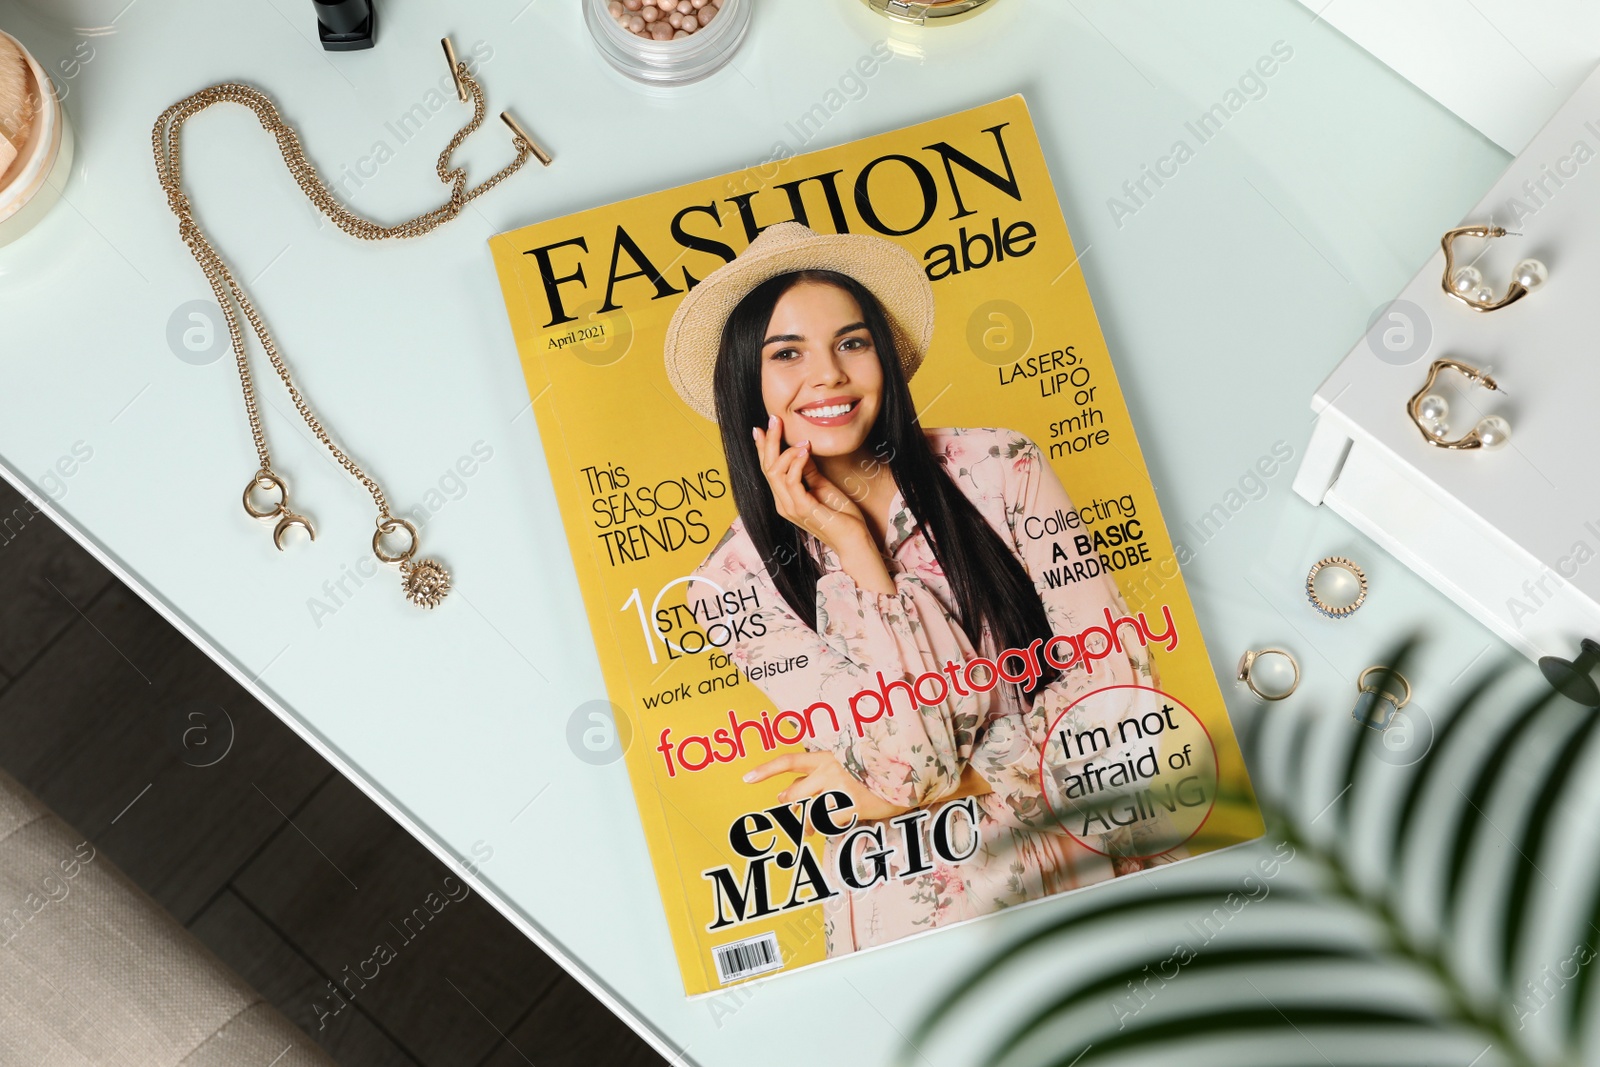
(610, 0, 712, 40)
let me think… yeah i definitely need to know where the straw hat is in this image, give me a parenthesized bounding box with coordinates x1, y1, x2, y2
(663, 222, 935, 422)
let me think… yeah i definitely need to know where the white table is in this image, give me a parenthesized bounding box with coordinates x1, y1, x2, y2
(1293, 0, 1600, 153)
(0, 0, 1543, 1063)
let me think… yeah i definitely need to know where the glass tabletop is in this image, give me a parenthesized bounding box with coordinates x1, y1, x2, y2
(0, 0, 1522, 1063)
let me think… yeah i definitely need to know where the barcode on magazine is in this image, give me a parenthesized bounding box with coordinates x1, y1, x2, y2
(713, 932, 782, 984)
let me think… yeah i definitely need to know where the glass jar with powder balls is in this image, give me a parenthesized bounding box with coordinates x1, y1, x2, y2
(584, 0, 750, 85)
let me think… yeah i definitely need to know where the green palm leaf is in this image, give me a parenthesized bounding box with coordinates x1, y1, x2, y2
(1388, 662, 1508, 869)
(1441, 688, 1563, 930)
(982, 944, 1379, 1067)
(1335, 638, 1418, 840)
(1566, 850, 1600, 1047)
(1058, 1007, 1454, 1067)
(898, 884, 1316, 1064)
(901, 639, 1594, 1067)
(1499, 705, 1600, 983)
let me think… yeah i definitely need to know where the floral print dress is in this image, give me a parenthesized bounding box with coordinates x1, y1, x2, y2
(691, 427, 1160, 955)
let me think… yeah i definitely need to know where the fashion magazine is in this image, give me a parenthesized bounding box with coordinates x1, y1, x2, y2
(490, 96, 1264, 996)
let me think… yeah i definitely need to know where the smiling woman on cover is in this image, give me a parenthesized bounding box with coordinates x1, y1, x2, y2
(669, 222, 1161, 955)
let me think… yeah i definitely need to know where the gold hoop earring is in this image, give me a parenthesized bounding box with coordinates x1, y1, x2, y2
(1407, 358, 1510, 450)
(1440, 225, 1547, 311)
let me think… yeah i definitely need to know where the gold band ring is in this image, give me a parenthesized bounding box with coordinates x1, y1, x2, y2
(1237, 648, 1300, 702)
(1357, 666, 1411, 709)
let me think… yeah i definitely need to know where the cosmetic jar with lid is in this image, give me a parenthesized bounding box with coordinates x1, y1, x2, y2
(12, 0, 125, 36)
(585, 0, 750, 85)
(0, 30, 74, 249)
(860, 0, 998, 25)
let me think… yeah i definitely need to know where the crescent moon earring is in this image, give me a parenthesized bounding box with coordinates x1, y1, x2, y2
(273, 512, 316, 550)
(1441, 225, 1548, 311)
(244, 470, 318, 549)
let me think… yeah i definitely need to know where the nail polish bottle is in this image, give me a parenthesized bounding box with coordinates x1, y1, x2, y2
(313, 0, 377, 51)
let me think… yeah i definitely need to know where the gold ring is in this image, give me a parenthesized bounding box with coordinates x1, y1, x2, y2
(373, 517, 419, 564)
(242, 471, 286, 520)
(1236, 648, 1299, 701)
(1306, 556, 1367, 619)
(1357, 666, 1411, 709)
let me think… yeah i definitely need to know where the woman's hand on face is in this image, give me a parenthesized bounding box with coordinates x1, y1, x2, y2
(753, 416, 872, 554)
(753, 416, 896, 595)
(743, 750, 911, 823)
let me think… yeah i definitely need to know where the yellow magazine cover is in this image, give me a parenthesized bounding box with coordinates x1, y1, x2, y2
(490, 96, 1264, 997)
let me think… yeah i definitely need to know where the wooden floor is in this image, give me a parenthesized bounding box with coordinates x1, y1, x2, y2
(0, 477, 663, 1067)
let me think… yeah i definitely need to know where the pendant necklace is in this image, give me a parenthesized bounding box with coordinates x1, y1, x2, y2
(152, 38, 549, 608)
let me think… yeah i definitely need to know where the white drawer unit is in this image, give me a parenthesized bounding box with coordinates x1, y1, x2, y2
(1294, 66, 1600, 666)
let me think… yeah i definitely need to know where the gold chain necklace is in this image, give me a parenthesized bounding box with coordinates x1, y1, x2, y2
(152, 39, 548, 608)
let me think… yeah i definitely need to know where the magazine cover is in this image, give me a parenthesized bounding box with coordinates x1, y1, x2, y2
(490, 96, 1264, 996)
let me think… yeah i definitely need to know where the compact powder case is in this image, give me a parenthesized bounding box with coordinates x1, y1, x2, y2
(860, 0, 999, 26)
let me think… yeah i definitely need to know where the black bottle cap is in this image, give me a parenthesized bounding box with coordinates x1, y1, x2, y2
(314, 0, 376, 51)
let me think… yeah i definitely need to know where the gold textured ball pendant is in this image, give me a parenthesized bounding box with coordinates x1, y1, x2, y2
(401, 558, 451, 609)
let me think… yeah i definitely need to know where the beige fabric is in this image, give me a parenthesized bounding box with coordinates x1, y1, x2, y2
(0, 769, 336, 1066)
(180, 1002, 335, 1067)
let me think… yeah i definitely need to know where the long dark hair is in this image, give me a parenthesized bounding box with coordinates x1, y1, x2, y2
(712, 269, 1060, 697)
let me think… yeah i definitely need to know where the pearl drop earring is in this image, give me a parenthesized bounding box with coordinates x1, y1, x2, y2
(1408, 359, 1511, 451)
(1440, 224, 1547, 312)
